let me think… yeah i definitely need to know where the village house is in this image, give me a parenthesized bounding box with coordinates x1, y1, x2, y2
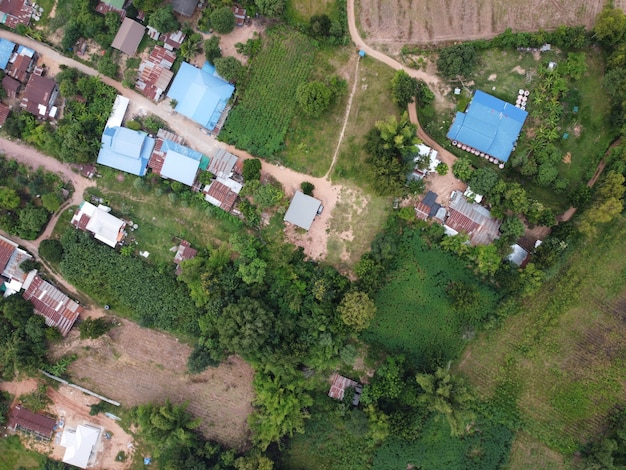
(71, 201, 126, 248)
(20, 72, 59, 119)
(8, 405, 56, 440)
(0, 0, 33, 29)
(414, 190, 446, 222)
(167, 62, 234, 132)
(0, 233, 32, 296)
(444, 190, 501, 245)
(7, 45, 36, 83)
(2, 74, 20, 98)
(203, 178, 242, 212)
(447, 90, 528, 165)
(172, 0, 196, 16)
(148, 134, 207, 187)
(135, 45, 176, 101)
(410, 143, 441, 180)
(111, 18, 145, 55)
(172, 240, 198, 276)
(233, 6, 247, 26)
(60, 423, 101, 469)
(163, 30, 186, 51)
(22, 271, 82, 336)
(95, 0, 126, 19)
(0, 38, 16, 71)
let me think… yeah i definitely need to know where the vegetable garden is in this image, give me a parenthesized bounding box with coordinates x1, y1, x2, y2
(220, 28, 315, 157)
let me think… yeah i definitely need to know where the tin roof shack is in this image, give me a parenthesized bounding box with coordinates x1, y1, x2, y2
(2, 74, 20, 98)
(22, 272, 82, 336)
(328, 373, 362, 405)
(0, 0, 33, 29)
(7, 45, 35, 83)
(136, 45, 176, 101)
(8, 405, 56, 440)
(284, 191, 322, 231)
(203, 177, 242, 212)
(172, 240, 198, 275)
(444, 191, 501, 245)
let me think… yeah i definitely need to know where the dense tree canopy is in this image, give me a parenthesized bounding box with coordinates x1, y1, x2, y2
(437, 44, 478, 79)
(338, 291, 377, 331)
(148, 5, 179, 33)
(211, 6, 236, 34)
(205, 36, 222, 65)
(296, 81, 332, 117)
(214, 56, 247, 84)
(390, 70, 418, 108)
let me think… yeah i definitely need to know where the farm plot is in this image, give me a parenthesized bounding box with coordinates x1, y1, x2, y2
(220, 28, 315, 158)
(357, 0, 611, 49)
(52, 319, 255, 450)
(459, 216, 626, 454)
(365, 231, 497, 369)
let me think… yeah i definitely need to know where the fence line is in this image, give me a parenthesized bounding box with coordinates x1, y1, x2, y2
(39, 370, 121, 406)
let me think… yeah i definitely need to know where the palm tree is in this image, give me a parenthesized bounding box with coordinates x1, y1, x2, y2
(416, 364, 475, 436)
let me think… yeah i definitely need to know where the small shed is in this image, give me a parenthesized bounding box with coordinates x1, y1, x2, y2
(328, 373, 362, 405)
(8, 405, 56, 440)
(284, 191, 322, 231)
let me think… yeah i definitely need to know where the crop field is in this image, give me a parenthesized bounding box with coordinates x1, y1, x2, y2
(90, 169, 242, 266)
(220, 28, 315, 158)
(356, 0, 615, 49)
(459, 216, 626, 456)
(54, 319, 255, 450)
(365, 232, 498, 368)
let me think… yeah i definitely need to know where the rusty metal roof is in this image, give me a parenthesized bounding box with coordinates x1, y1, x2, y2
(23, 274, 81, 336)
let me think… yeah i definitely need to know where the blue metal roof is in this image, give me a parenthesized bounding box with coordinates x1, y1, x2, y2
(97, 126, 155, 176)
(447, 90, 528, 162)
(0, 39, 15, 70)
(167, 62, 234, 130)
(160, 139, 205, 186)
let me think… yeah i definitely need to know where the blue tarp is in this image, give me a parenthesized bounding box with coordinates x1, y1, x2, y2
(160, 139, 205, 186)
(447, 90, 528, 162)
(97, 126, 155, 176)
(0, 38, 15, 70)
(167, 62, 234, 130)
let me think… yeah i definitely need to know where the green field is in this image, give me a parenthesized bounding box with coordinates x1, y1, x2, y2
(365, 230, 498, 368)
(460, 216, 626, 456)
(87, 168, 242, 266)
(286, 0, 338, 24)
(280, 46, 353, 176)
(220, 28, 315, 158)
(0, 435, 46, 470)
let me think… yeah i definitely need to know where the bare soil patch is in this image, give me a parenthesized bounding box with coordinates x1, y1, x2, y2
(50, 319, 255, 450)
(198, 21, 265, 66)
(357, 0, 612, 47)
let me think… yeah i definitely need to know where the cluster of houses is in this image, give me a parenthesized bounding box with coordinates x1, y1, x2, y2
(0, 38, 59, 126)
(8, 404, 103, 468)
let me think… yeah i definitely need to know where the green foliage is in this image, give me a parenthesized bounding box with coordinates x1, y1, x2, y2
(296, 80, 332, 117)
(58, 0, 117, 50)
(468, 167, 499, 195)
(187, 343, 220, 374)
(39, 239, 64, 263)
(204, 36, 222, 65)
(41, 192, 62, 213)
(235, 34, 263, 59)
(255, 0, 285, 17)
(416, 366, 475, 436)
(446, 281, 483, 325)
(179, 33, 203, 62)
(19, 384, 50, 413)
(250, 364, 314, 450)
(300, 181, 314, 196)
(59, 231, 201, 335)
(96, 50, 119, 78)
(217, 298, 274, 357)
(364, 112, 418, 195)
(390, 70, 418, 108)
(594, 5, 626, 47)
(243, 158, 262, 181)
(45, 354, 77, 377)
(79, 317, 114, 339)
(214, 56, 247, 84)
(499, 216, 526, 245)
(0, 187, 19, 210)
(452, 157, 474, 181)
(0, 390, 9, 425)
(435, 162, 449, 176)
(210, 6, 236, 34)
(437, 44, 479, 79)
(17, 205, 48, 240)
(220, 29, 315, 157)
(337, 290, 376, 331)
(148, 5, 179, 33)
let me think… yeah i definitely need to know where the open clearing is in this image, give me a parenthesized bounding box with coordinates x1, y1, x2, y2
(51, 320, 255, 450)
(356, 0, 618, 50)
(459, 216, 626, 455)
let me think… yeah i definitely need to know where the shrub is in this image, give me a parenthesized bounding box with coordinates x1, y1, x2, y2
(243, 159, 262, 181)
(79, 317, 114, 339)
(39, 239, 64, 263)
(436, 162, 449, 176)
(300, 181, 315, 196)
(210, 7, 235, 34)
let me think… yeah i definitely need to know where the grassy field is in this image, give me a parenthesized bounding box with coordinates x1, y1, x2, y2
(220, 28, 315, 158)
(286, 0, 338, 24)
(365, 231, 498, 368)
(280, 46, 354, 176)
(90, 168, 242, 267)
(459, 216, 626, 457)
(0, 435, 46, 470)
(332, 56, 399, 189)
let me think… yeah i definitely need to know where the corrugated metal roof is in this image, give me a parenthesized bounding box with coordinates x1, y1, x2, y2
(0, 38, 15, 70)
(97, 126, 155, 176)
(112, 18, 145, 55)
(9, 405, 55, 438)
(207, 148, 237, 178)
(204, 180, 238, 212)
(415, 202, 430, 220)
(23, 274, 81, 336)
(447, 90, 528, 162)
(284, 191, 321, 231)
(445, 192, 500, 245)
(328, 373, 358, 400)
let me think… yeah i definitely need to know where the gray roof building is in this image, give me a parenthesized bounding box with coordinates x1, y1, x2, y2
(112, 18, 145, 55)
(284, 191, 322, 231)
(172, 0, 196, 16)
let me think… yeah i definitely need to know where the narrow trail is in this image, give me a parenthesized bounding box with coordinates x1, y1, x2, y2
(325, 58, 360, 180)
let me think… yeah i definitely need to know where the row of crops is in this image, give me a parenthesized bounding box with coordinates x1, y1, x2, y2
(220, 28, 316, 157)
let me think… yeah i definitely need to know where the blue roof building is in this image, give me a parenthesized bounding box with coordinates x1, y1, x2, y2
(167, 62, 234, 130)
(447, 90, 528, 163)
(0, 38, 15, 70)
(97, 126, 156, 176)
(160, 139, 205, 186)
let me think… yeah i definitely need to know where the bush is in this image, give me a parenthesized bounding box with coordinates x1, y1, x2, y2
(79, 317, 114, 339)
(126, 120, 141, 131)
(39, 239, 64, 263)
(300, 181, 315, 196)
(243, 159, 262, 181)
(435, 162, 449, 176)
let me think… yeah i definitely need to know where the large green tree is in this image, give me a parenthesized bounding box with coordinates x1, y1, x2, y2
(217, 298, 274, 357)
(416, 366, 474, 437)
(210, 6, 235, 34)
(148, 5, 179, 33)
(205, 36, 222, 65)
(296, 81, 332, 118)
(594, 5, 626, 47)
(337, 291, 377, 331)
(391, 70, 418, 108)
(214, 56, 247, 84)
(0, 187, 19, 211)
